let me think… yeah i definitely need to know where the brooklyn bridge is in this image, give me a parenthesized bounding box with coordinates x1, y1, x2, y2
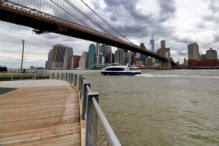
(0, 0, 176, 69)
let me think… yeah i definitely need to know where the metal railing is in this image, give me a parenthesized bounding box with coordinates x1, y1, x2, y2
(51, 72, 121, 146)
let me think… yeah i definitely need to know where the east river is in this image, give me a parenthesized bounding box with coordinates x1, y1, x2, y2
(50, 69, 219, 146)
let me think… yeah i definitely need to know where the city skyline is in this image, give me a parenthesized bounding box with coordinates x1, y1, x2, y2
(0, 0, 218, 68)
(45, 42, 218, 70)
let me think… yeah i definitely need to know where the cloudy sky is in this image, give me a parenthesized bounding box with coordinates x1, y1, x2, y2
(0, 0, 219, 68)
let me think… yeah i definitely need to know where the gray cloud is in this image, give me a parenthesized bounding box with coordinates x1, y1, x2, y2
(174, 37, 193, 44)
(43, 34, 60, 40)
(196, 23, 206, 29)
(208, 0, 219, 13)
(214, 34, 219, 42)
(159, 0, 176, 13)
(177, 50, 187, 56)
(157, 0, 176, 22)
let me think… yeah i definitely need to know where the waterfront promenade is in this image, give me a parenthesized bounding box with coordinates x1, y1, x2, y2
(0, 80, 80, 145)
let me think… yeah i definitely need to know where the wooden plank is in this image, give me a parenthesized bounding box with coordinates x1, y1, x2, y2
(0, 85, 80, 146)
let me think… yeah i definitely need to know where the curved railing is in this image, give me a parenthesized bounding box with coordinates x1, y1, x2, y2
(51, 72, 121, 146)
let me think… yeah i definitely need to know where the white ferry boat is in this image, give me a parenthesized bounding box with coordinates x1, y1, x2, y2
(101, 64, 141, 76)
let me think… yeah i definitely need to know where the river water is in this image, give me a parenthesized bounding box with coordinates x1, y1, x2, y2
(50, 69, 219, 146)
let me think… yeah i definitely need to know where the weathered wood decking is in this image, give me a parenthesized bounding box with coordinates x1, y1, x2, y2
(0, 80, 80, 146)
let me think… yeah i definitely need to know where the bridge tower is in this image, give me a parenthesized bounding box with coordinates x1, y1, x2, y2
(156, 48, 171, 70)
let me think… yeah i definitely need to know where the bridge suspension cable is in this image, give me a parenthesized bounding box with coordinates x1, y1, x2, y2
(50, 0, 91, 29)
(80, 0, 133, 44)
(63, 0, 113, 36)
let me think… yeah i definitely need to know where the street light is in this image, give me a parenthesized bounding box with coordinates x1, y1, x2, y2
(20, 40, 25, 73)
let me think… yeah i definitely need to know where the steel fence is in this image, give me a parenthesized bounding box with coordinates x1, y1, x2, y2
(51, 72, 121, 146)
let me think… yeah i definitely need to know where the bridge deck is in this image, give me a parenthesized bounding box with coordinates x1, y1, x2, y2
(0, 80, 80, 146)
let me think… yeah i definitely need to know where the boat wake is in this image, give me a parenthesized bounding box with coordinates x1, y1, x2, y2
(137, 74, 219, 79)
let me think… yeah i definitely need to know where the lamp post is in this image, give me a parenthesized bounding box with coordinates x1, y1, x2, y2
(20, 40, 25, 73)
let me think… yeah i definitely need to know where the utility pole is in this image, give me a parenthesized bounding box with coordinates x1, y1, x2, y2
(20, 40, 25, 73)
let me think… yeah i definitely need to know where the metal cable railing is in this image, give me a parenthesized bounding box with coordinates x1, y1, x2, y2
(90, 103, 110, 145)
(51, 72, 121, 146)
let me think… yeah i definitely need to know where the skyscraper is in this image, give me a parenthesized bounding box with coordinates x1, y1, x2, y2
(100, 44, 112, 64)
(63, 47, 73, 69)
(45, 49, 53, 69)
(115, 48, 125, 65)
(130, 51, 137, 65)
(96, 43, 100, 65)
(99, 53, 103, 65)
(188, 42, 199, 60)
(161, 40, 166, 49)
(184, 58, 188, 65)
(47, 49, 53, 69)
(102, 56, 105, 65)
(150, 34, 155, 52)
(140, 43, 147, 65)
(125, 51, 131, 65)
(88, 44, 96, 68)
(69, 55, 80, 69)
(79, 51, 87, 68)
(107, 46, 112, 63)
(45, 61, 48, 69)
(50, 44, 67, 69)
(206, 48, 217, 59)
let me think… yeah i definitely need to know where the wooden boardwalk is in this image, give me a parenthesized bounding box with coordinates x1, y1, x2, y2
(0, 80, 80, 146)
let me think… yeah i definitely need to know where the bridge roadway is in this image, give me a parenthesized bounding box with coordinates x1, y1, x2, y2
(0, 80, 81, 145)
(0, 1, 176, 65)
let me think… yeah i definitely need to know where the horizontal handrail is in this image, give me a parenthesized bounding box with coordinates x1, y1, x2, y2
(86, 85, 91, 93)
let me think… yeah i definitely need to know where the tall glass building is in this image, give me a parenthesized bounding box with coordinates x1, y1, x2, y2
(79, 51, 87, 68)
(115, 48, 125, 65)
(161, 40, 166, 49)
(50, 44, 67, 69)
(88, 44, 96, 68)
(99, 53, 103, 65)
(45, 49, 53, 69)
(150, 34, 155, 52)
(63, 47, 73, 69)
(140, 43, 147, 65)
(125, 52, 131, 65)
(100, 44, 112, 64)
(188, 42, 199, 60)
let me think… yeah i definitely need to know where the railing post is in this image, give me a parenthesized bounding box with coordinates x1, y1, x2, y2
(10, 73, 13, 81)
(82, 82, 90, 120)
(79, 75, 85, 98)
(52, 73, 54, 79)
(62, 73, 64, 80)
(86, 92, 99, 146)
(57, 73, 59, 79)
(71, 73, 74, 83)
(65, 73, 68, 81)
(68, 73, 71, 82)
(74, 74, 77, 86)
